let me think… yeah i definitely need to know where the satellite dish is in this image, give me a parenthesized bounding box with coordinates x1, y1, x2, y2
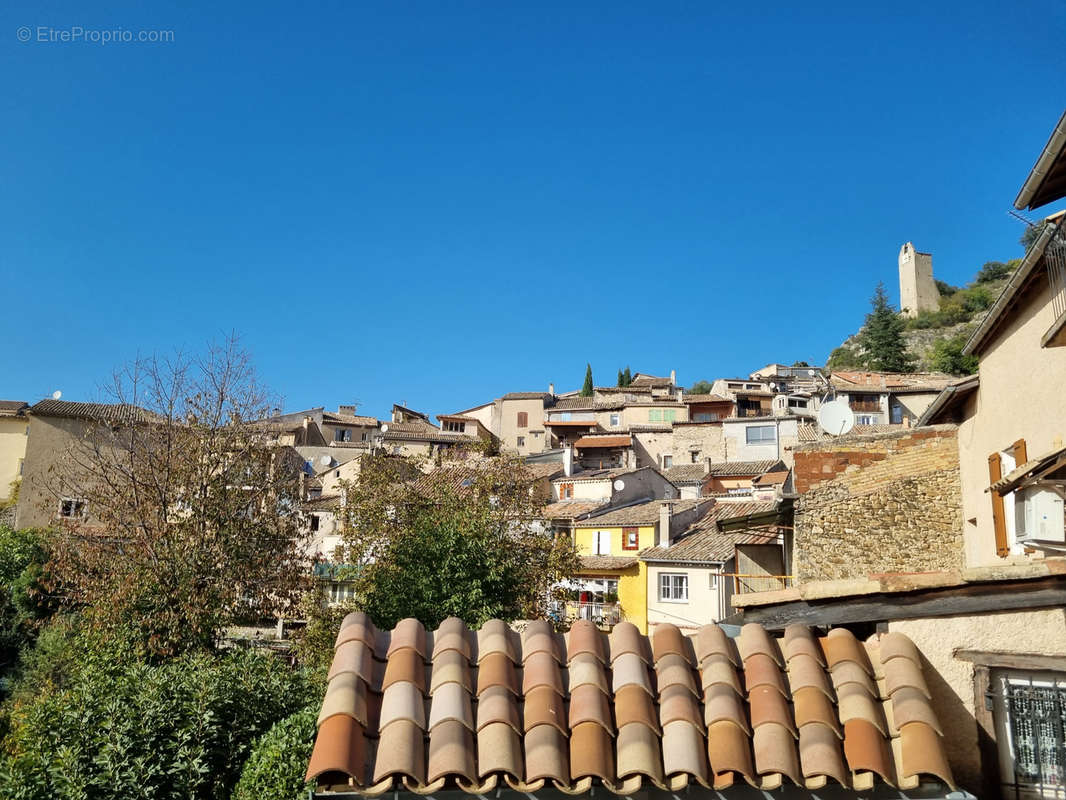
(817, 400, 855, 436)
(769, 382, 777, 391)
(613, 479, 625, 491)
(319, 455, 332, 467)
(52, 390, 62, 400)
(380, 424, 389, 433)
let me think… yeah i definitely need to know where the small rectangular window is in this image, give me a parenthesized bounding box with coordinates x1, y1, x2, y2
(59, 498, 86, 518)
(691, 451, 700, 463)
(334, 429, 351, 442)
(745, 425, 776, 444)
(989, 668, 1066, 794)
(890, 403, 904, 424)
(559, 482, 574, 499)
(610, 413, 620, 427)
(662, 455, 673, 468)
(517, 412, 528, 428)
(517, 436, 525, 447)
(622, 527, 639, 550)
(310, 514, 321, 532)
(659, 573, 688, 602)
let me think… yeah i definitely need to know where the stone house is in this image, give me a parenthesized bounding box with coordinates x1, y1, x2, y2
(721, 416, 801, 466)
(828, 370, 954, 426)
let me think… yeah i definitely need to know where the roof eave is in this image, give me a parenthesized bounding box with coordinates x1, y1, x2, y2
(1015, 109, 1066, 211)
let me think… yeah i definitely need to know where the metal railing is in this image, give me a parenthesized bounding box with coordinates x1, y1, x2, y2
(565, 601, 622, 628)
(725, 573, 794, 594)
(1046, 215, 1066, 322)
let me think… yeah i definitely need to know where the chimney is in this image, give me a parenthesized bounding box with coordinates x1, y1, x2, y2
(657, 501, 674, 547)
(902, 415, 911, 429)
(676, 388, 683, 403)
(549, 382, 555, 395)
(563, 445, 573, 477)
(339, 404, 358, 416)
(670, 369, 676, 386)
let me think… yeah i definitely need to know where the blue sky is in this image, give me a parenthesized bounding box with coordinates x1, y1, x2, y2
(2, 1, 1064, 419)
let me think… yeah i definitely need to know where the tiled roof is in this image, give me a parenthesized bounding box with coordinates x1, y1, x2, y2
(0, 400, 28, 417)
(578, 555, 639, 570)
(541, 500, 607, 520)
(628, 424, 672, 433)
(682, 394, 730, 403)
(502, 392, 553, 401)
(829, 371, 955, 392)
(27, 398, 161, 424)
(574, 435, 631, 449)
(578, 499, 712, 528)
(521, 462, 567, 481)
(640, 501, 779, 564)
(706, 460, 783, 477)
(306, 616, 955, 794)
(629, 374, 673, 388)
(753, 470, 790, 487)
(383, 421, 473, 444)
(553, 397, 626, 411)
(323, 412, 379, 427)
(664, 464, 709, 484)
(797, 424, 903, 443)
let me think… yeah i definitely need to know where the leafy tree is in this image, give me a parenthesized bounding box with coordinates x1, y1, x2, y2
(616, 369, 624, 387)
(688, 380, 713, 394)
(1020, 221, 1048, 251)
(0, 630, 315, 800)
(338, 455, 578, 630)
(856, 283, 915, 372)
(0, 526, 54, 683)
(42, 337, 308, 657)
(623, 366, 632, 386)
(929, 334, 979, 376)
(935, 279, 958, 296)
(580, 363, 594, 396)
(232, 707, 316, 800)
(791, 361, 810, 368)
(974, 261, 1011, 284)
(826, 345, 863, 369)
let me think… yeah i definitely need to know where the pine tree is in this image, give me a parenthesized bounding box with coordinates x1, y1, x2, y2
(580, 364, 594, 397)
(617, 369, 624, 387)
(622, 366, 632, 387)
(857, 282, 915, 372)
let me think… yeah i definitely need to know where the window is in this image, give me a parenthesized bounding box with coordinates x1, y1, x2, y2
(709, 572, 719, 590)
(517, 412, 528, 428)
(361, 431, 368, 441)
(334, 428, 351, 442)
(691, 451, 700, 463)
(559, 482, 574, 499)
(890, 402, 904, 424)
(59, 498, 86, 518)
(659, 573, 688, 602)
(610, 413, 620, 427)
(622, 527, 639, 550)
(310, 514, 321, 532)
(648, 409, 678, 423)
(443, 420, 466, 433)
(328, 582, 355, 603)
(516, 436, 525, 447)
(746, 425, 776, 444)
(662, 454, 673, 469)
(857, 415, 874, 425)
(693, 412, 717, 422)
(593, 531, 611, 555)
(988, 668, 1066, 795)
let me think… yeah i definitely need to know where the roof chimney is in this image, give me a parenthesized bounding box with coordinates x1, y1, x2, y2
(676, 388, 683, 403)
(549, 382, 555, 395)
(563, 445, 573, 478)
(339, 404, 357, 416)
(657, 501, 674, 547)
(670, 369, 676, 386)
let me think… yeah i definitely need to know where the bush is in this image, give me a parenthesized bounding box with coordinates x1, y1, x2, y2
(0, 633, 317, 800)
(826, 345, 863, 369)
(974, 261, 1012, 284)
(231, 706, 316, 800)
(0, 526, 53, 685)
(929, 334, 979, 376)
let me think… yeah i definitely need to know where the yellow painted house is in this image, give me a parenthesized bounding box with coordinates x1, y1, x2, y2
(0, 402, 29, 503)
(569, 498, 712, 633)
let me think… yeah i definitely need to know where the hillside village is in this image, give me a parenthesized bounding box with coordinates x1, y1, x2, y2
(2, 112, 1066, 800)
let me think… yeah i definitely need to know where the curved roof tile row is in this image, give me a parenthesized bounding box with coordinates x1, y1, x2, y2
(306, 615, 954, 795)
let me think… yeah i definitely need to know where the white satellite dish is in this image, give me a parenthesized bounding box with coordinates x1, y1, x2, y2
(52, 390, 62, 400)
(613, 479, 625, 491)
(769, 382, 777, 391)
(380, 424, 389, 433)
(318, 455, 332, 467)
(817, 399, 855, 436)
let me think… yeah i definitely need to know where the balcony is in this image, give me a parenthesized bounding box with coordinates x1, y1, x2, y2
(564, 601, 622, 628)
(848, 400, 882, 414)
(725, 573, 793, 594)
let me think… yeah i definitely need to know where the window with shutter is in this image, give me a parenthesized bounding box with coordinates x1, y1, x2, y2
(517, 412, 528, 428)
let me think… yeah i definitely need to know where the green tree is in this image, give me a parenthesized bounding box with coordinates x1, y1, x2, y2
(929, 334, 979, 376)
(826, 345, 863, 370)
(0, 526, 54, 683)
(974, 261, 1011, 284)
(580, 363, 594, 396)
(1020, 221, 1048, 251)
(616, 369, 624, 387)
(688, 380, 713, 394)
(622, 366, 632, 386)
(856, 283, 915, 372)
(338, 455, 578, 630)
(232, 707, 316, 800)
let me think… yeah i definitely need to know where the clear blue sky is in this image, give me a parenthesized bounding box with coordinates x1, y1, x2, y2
(2, 1, 1064, 419)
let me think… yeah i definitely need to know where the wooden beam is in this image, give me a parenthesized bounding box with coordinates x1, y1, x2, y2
(954, 648, 1066, 671)
(740, 575, 1066, 629)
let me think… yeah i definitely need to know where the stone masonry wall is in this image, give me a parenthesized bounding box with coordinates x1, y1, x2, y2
(793, 425, 963, 582)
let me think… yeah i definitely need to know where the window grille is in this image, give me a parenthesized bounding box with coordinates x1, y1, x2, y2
(992, 669, 1066, 798)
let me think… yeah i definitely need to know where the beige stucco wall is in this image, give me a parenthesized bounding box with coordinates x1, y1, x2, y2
(497, 398, 548, 455)
(723, 418, 798, 466)
(645, 563, 726, 632)
(17, 415, 92, 529)
(672, 424, 726, 464)
(959, 278, 1066, 567)
(894, 390, 941, 423)
(0, 417, 28, 501)
(889, 609, 1066, 792)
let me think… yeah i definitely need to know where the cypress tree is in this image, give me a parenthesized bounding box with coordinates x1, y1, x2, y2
(580, 364, 594, 397)
(617, 369, 624, 387)
(857, 282, 915, 372)
(623, 366, 632, 386)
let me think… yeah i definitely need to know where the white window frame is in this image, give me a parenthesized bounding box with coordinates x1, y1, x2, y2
(659, 572, 688, 603)
(594, 530, 611, 555)
(58, 497, 86, 519)
(662, 454, 673, 469)
(745, 425, 776, 445)
(989, 667, 1066, 795)
(610, 413, 620, 427)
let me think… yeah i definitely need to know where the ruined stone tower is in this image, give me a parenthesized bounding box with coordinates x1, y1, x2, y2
(898, 242, 938, 318)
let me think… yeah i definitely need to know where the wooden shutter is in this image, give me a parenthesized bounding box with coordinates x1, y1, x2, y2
(988, 453, 1009, 557)
(1012, 439, 1028, 465)
(517, 412, 528, 428)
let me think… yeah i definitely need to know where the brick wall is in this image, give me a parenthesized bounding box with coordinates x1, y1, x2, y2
(793, 425, 963, 582)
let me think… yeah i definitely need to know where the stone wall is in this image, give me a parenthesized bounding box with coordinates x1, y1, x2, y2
(792, 425, 963, 582)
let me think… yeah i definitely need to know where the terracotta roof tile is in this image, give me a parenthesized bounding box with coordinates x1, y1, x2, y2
(307, 620, 954, 795)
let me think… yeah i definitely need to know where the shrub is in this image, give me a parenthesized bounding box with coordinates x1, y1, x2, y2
(231, 706, 316, 800)
(0, 526, 53, 686)
(826, 345, 862, 369)
(974, 261, 1012, 284)
(0, 636, 316, 800)
(929, 334, 979, 376)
